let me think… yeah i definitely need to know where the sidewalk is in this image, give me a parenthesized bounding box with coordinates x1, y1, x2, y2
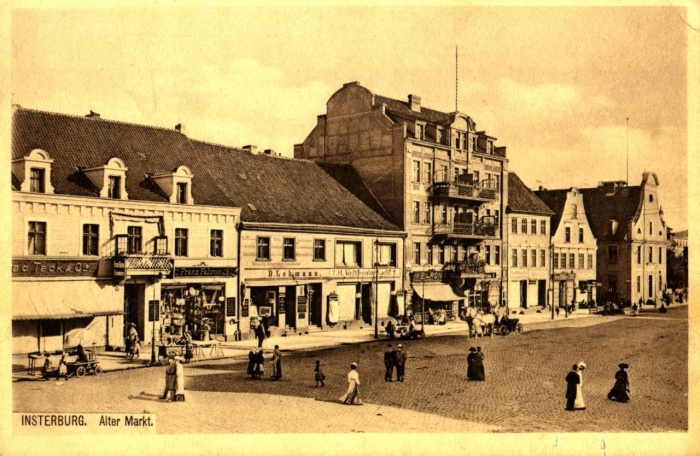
(15, 305, 680, 382)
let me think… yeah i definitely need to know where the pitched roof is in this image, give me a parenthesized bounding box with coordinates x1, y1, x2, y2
(533, 189, 571, 233)
(672, 230, 687, 239)
(11, 107, 399, 232)
(578, 184, 642, 241)
(374, 94, 453, 125)
(507, 173, 554, 216)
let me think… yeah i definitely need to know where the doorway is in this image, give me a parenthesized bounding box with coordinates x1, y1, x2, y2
(309, 284, 323, 327)
(124, 283, 144, 340)
(537, 280, 546, 307)
(361, 283, 372, 324)
(559, 281, 567, 307)
(520, 280, 528, 308)
(284, 286, 296, 329)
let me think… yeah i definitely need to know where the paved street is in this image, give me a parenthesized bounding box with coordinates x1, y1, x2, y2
(13, 307, 687, 433)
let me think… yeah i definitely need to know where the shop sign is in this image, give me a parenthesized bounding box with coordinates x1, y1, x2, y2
(264, 268, 398, 280)
(484, 272, 497, 279)
(278, 295, 286, 313)
(297, 295, 308, 313)
(528, 279, 537, 285)
(411, 270, 446, 282)
(242, 299, 249, 317)
(553, 273, 575, 281)
(174, 267, 238, 278)
(226, 297, 236, 316)
(12, 259, 99, 277)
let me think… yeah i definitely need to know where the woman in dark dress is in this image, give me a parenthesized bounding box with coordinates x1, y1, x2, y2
(607, 363, 630, 402)
(466, 347, 477, 380)
(473, 346, 485, 381)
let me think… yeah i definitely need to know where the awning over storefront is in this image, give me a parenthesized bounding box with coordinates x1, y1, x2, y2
(412, 283, 463, 302)
(12, 280, 123, 320)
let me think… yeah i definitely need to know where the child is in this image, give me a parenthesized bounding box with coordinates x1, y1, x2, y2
(314, 360, 325, 387)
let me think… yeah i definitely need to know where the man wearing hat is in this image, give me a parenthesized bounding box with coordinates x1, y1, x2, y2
(126, 322, 140, 359)
(161, 353, 178, 401)
(565, 364, 580, 410)
(608, 363, 630, 402)
(395, 344, 407, 382)
(384, 343, 396, 382)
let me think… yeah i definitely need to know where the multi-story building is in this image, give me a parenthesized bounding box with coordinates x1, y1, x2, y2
(295, 82, 508, 317)
(579, 173, 668, 305)
(504, 173, 553, 310)
(535, 187, 598, 308)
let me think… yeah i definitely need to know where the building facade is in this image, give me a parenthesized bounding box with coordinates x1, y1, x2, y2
(504, 173, 553, 310)
(535, 187, 598, 308)
(295, 82, 508, 317)
(580, 173, 668, 305)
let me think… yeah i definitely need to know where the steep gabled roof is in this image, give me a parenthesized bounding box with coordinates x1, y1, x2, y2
(578, 185, 642, 241)
(374, 94, 453, 125)
(534, 189, 570, 233)
(11, 107, 399, 231)
(507, 173, 554, 216)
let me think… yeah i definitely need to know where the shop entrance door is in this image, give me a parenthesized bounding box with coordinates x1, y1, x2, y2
(559, 281, 566, 307)
(285, 286, 296, 329)
(309, 284, 322, 327)
(361, 284, 372, 324)
(538, 280, 546, 307)
(124, 284, 144, 340)
(520, 280, 528, 308)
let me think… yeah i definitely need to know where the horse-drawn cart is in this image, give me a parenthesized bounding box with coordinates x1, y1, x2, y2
(465, 307, 523, 338)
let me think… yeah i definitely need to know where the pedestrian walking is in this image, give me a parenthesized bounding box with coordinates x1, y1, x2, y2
(339, 362, 362, 405)
(466, 347, 477, 380)
(271, 345, 282, 380)
(314, 360, 326, 387)
(247, 350, 256, 378)
(572, 361, 587, 410)
(607, 363, 630, 402)
(126, 322, 140, 359)
(395, 344, 407, 382)
(565, 364, 579, 410)
(161, 354, 179, 401)
(384, 343, 396, 382)
(254, 349, 265, 379)
(385, 319, 395, 339)
(255, 322, 266, 348)
(473, 346, 485, 381)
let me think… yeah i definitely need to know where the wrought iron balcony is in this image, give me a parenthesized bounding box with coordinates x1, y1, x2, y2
(433, 221, 497, 239)
(113, 235, 172, 277)
(443, 259, 487, 277)
(431, 180, 498, 202)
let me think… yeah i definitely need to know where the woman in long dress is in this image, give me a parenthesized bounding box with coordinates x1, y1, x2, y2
(573, 361, 586, 410)
(466, 347, 477, 380)
(339, 362, 362, 405)
(472, 347, 486, 381)
(608, 363, 630, 402)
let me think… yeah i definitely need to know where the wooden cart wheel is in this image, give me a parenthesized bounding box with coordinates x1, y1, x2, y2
(499, 325, 509, 336)
(515, 323, 523, 334)
(94, 365, 102, 375)
(76, 366, 86, 377)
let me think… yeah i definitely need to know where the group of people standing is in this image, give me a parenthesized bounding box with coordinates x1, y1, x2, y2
(466, 346, 485, 381)
(247, 345, 283, 380)
(383, 343, 407, 382)
(565, 361, 630, 411)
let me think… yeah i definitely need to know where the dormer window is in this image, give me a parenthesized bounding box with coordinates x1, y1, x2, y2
(488, 141, 494, 154)
(416, 123, 425, 141)
(12, 149, 55, 194)
(152, 165, 194, 205)
(471, 137, 477, 152)
(83, 157, 128, 200)
(436, 127, 443, 145)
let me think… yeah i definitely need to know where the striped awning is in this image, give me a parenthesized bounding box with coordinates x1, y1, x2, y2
(12, 280, 123, 320)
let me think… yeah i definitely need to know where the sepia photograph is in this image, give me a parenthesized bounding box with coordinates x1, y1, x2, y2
(3, 2, 696, 455)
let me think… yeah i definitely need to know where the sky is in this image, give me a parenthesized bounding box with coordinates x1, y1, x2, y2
(10, 5, 689, 230)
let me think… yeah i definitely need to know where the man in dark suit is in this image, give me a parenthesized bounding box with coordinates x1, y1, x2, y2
(384, 344, 396, 382)
(565, 364, 580, 411)
(395, 344, 407, 382)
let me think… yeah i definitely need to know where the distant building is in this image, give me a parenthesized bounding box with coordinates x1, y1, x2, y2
(669, 229, 688, 256)
(535, 187, 598, 308)
(579, 173, 668, 305)
(295, 81, 508, 318)
(504, 173, 553, 310)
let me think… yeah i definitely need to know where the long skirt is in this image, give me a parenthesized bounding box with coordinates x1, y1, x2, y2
(339, 380, 362, 405)
(608, 381, 629, 402)
(471, 361, 485, 381)
(573, 384, 586, 409)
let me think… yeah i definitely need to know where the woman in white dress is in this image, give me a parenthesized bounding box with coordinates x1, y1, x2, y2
(573, 361, 586, 410)
(339, 362, 362, 405)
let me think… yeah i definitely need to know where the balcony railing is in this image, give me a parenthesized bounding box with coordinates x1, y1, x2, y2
(431, 180, 498, 202)
(444, 259, 486, 275)
(113, 235, 172, 277)
(123, 255, 173, 271)
(115, 235, 169, 256)
(433, 221, 497, 239)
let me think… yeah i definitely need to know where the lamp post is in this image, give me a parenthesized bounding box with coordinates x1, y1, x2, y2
(374, 238, 379, 339)
(150, 272, 163, 365)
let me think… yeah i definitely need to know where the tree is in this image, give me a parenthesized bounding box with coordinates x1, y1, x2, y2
(666, 246, 688, 289)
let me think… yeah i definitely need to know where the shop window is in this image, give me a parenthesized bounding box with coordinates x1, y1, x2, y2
(161, 284, 226, 341)
(495, 246, 500, 265)
(283, 238, 296, 260)
(30, 168, 45, 193)
(107, 176, 121, 199)
(127, 226, 142, 255)
(336, 241, 361, 267)
(313, 239, 326, 261)
(257, 237, 270, 261)
(27, 221, 46, 255)
(413, 242, 421, 265)
(82, 224, 99, 256)
(376, 243, 396, 267)
(531, 219, 537, 234)
(176, 183, 188, 204)
(565, 227, 571, 243)
(210, 230, 223, 257)
(540, 220, 546, 235)
(175, 228, 188, 257)
(521, 219, 527, 234)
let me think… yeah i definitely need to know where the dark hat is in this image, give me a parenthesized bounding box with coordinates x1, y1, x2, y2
(315, 360, 320, 364)
(618, 363, 629, 369)
(350, 362, 358, 368)
(387, 343, 392, 347)
(477, 346, 482, 350)
(469, 347, 476, 352)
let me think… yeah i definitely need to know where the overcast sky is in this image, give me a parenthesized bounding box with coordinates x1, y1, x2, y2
(11, 6, 688, 230)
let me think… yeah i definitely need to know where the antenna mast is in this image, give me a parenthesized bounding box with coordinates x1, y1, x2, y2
(626, 117, 629, 184)
(455, 45, 458, 112)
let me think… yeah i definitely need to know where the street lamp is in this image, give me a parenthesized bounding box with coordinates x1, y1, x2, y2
(150, 272, 163, 365)
(373, 239, 379, 339)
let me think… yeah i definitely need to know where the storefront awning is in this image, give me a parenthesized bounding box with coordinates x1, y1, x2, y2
(412, 283, 463, 302)
(12, 280, 123, 320)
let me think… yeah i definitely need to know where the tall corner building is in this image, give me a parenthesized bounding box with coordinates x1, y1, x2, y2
(295, 82, 508, 318)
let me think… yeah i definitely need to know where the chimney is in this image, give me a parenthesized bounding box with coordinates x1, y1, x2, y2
(263, 149, 274, 156)
(85, 110, 101, 119)
(242, 145, 258, 154)
(408, 94, 421, 112)
(174, 123, 185, 134)
(538, 186, 544, 191)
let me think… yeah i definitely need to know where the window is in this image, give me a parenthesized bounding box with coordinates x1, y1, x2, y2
(175, 228, 188, 257)
(412, 160, 421, 183)
(540, 250, 545, 268)
(572, 204, 578, 219)
(452, 245, 459, 263)
(205, 230, 223, 257)
(424, 202, 431, 224)
(413, 242, 421, 265)
(127, 226, 142, 255)
(453, 167, 459, 182)
(636, 276, 641, 293)
(511, 218, 517, 234)
(440, 165, 448, 182)
(494, 175, 500, 191)
(427, 245, 433, 265)
(28, 221, 46, 255)
(471, 136, 477, 151)
(495, 246, 500, 265)
(176, 183, 188, 204)
(609, 275, 618, 294)
(494, 210, 500, 227)
(441, 206, 448, 224)
(336, 241, 361, 267)
(553, 253, 559, 269)
(424, 162, 432, 184)
(569, 254, 575, 269)
(579, 228, 584, 243)
(587, 254, 593, 269)
(413, 201, 421, 224)
(565, 227, 571, 243)
(579, 254, 584, 269)
(531, 219, 537, 234)
(659, 247, 663, 264)
(608, 245, 618, 264)
(485, 245, 491, 264)
(107, 176, 121, 199)
(540, 220, 546, 235)
(283, 238, 296, 260)
(82, 224, 99, 256)
(376, 243, 396, 267)
(455, 132, 461, 149)
(659, 271, 663, 291)
(648, 247, 653, 263)
(522, 249, 528, 268)
(437, 245, 445, 264)
(531, 249, 537, 268)
(256, 237, 270, 261)
(512, 249, 518, 267)
(649, 194, 654, 203)
(488, 142, 494, 154)
(649, 221, 653, 235)
(637, 247, 641, 264)
(521, 219, 527, 234)
(30, 168, 45, 193)
(561, 253, 567, 269)
(436, 128, 443, 145)
(313, 239, 326, 261)
(473, 170, 480, 183)
(417, 124, 425, 141)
